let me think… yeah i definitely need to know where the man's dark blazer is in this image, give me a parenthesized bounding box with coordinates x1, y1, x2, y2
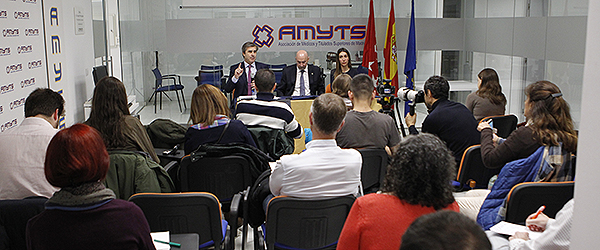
(223, 61, 269, 102)
(276, 64, 325, 97)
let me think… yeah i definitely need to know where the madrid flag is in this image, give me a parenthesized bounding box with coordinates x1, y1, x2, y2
(384, 0, 399, 89)
(362, 0, 378, 79)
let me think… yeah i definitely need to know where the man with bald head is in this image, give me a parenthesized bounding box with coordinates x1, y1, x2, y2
(277, 50, 325, 97)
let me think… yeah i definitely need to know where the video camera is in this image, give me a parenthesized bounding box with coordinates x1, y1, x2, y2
(376, 79, 396, 113)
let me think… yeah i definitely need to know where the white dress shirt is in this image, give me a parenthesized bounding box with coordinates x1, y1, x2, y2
(0, 117, 60, 199)
(269, 139, 362, 198)
(292, 66, 310, 96)
(509, 199, 574, 250)
(231, 61, 257, 83)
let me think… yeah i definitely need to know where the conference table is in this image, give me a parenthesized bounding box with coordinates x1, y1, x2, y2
(290, 98, 382, 153)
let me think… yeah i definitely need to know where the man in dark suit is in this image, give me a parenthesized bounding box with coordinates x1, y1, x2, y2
(276, 50, 325, 97)
(223, 42, 268, 105)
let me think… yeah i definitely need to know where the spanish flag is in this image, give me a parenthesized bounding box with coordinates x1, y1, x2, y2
(383, 0, 398, 89)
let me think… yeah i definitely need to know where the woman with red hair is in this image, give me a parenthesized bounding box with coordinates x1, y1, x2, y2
(26, 124, 155, 250)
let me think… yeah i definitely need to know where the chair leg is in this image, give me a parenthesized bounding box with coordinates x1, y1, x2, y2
(159, 92, 163, 110)
(154, 91, 158, 113)
(180, 89, 187, 110)
(163, 92, 173, 101)
(175, 90, 183, 113)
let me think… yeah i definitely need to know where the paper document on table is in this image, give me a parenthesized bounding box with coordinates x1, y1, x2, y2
(490, 221, 543, 240)
(151, 231, 170, 250)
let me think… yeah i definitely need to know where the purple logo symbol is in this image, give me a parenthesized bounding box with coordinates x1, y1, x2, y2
(252, 25, 274, 48)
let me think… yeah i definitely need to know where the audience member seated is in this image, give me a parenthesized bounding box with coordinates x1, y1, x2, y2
(276, 50, 324, 97)
(85, 76, 159, 163)
(26, 124, 155, 250)
(405, 75, 480, 164)
(336, 74, 400, 154)
(478, 80, 577, 169)
(330, 73, 353, 109)
(337, 133, 460, 250)
(466, 68, 507, 121)
(269, 93, 361, 198)
(0, 88, 64, 199)
(185, 84, 256, 154)
(400, 211, 492, 250)
(236, 68, 303, 139)
(329, 47, 361, 85)
(487, 199, 574, 250)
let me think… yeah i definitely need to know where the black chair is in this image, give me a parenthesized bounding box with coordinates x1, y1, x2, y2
(357, 148, 389, 194)
(0, 197, 47, 250)
(260, 195, 356, 250)
(179, 155, 253, 212)
(129, 192, 238, 250)
(92, 65, 108, 84)
(196, 65, 226, 89)
(481, 114, 518, 138)
(267, 64, 286, 85)
(456, 145, 501, 190)
(504, 181, 574, 225)
(149, 68, 186, 113)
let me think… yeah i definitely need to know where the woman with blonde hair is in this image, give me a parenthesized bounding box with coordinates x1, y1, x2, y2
(184, 84, 256, 154)
(466, 68, 507, 120)
(331, 73, 353, 109)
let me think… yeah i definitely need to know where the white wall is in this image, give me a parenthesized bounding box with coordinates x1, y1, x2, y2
(570, 0, 600, 248)
(43, 0, 95, 125)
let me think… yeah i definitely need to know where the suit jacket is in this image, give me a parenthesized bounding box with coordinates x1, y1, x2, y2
(277, 64, 324, 97)
(224, 61, 269, 102)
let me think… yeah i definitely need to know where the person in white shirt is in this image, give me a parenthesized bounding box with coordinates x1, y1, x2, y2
(0, 88, 64, 199)
(269, 93, 362, 198)
(508, 199, 574, 250)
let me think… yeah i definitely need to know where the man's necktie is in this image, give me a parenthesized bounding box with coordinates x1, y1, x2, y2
(299, 70, 306, 96)
(247, 64, 253, 95)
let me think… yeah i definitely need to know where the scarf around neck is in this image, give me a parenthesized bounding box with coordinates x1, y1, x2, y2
(46, 182, 116, 210)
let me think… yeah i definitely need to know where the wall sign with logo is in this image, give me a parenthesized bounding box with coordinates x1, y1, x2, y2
(165, 18, 367, 53)
(0, 0, 48, 132)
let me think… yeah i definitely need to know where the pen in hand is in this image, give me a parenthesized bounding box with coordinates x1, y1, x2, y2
(531, 205, 545, 219)
(154, 239, 181, 247)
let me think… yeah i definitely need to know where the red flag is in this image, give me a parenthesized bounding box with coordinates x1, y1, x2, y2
(362, 0, 378, 79)
(384, 0, 399, 89)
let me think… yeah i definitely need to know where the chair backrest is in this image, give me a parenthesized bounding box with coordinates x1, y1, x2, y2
(247, 126, 294, 161)
(198, 65, 224, 88)
(179, 155, 252, 204)
(357, 148, 389, 194)
(152, 68, 163, 86)
(456, 145, 501, 189)
(268, 64, 286, 84)
(0, 197, 48, 250)
(128, 192, 224, 249)
(481, 114, 518, 138)
(504, 181, 574, 224)
(92, 65, 108, 84)
(265, 196, 356, 250)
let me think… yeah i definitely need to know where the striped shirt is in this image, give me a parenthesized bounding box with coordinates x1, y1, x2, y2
(235, 92, 303, 138)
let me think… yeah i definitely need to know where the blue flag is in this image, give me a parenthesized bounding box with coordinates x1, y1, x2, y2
(403, 0, 416, 115)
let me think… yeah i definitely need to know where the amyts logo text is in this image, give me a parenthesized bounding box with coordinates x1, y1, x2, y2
(25, 28, 39, 36)
(0, 47, 10, 56)
(252, 24, 366, 48)
(3, 28, 19, 37)
(14, 11, 30, 19)
(10, 97, 25, 110)
(1, 119, 18, 133)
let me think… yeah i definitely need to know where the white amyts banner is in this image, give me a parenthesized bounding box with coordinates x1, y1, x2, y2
(165, 18, 368, 53)
(43, 0, 66, 129)
(0, 0, 48, 133)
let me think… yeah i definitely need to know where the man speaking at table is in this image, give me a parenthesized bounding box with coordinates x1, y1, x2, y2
(223, 42, 268, 106)
(277, 50, 324, 97)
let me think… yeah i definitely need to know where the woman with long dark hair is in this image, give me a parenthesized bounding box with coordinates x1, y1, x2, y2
(329, 48, 360, 84)
(337, 133, 459, 250)
(466, 68, 507, 120)
(26, 124, 155, 250)
(185, 84, 255, 154)
(85, 76, 159, 162)
(478, 80, 577, 169)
